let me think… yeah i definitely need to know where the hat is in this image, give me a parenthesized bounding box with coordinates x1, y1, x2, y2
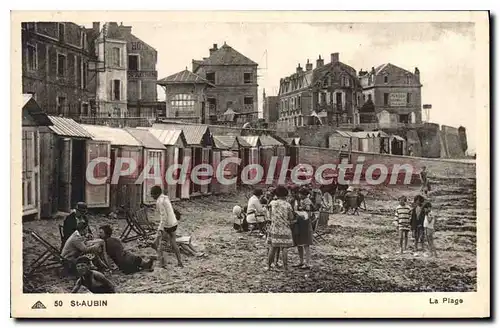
(76, 202, 88, 210)
(347, 186, 354, 192)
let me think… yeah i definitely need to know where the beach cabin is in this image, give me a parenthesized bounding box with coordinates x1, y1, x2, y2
(81, 125, 143, 212)
(125, 128, 168, 205)
(153, 124, 213, 198)
(22, 95, 52, 220)
(283, 137, 301, 169)
(213, 135, 241, 194)
(259, 135, 286, 181)
(237, 136, 260, 183)
(138, 128, 187, 201)
(389, 134, 406, 155)
(44, 116, 93, 214)
(356, 131, 390, 153)
(328, 130, 359, 152)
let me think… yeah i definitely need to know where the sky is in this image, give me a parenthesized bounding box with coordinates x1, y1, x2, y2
(116, 21, 476, 153)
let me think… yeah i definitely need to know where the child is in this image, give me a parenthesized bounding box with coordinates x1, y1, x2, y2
(394, 196, 412, 254)
(423, 202, 437, 257)
(411, 195, 426, 252)
(71, 256, 116, 294)
(232, 205, 247, 232)
(420, 166, 430, 196)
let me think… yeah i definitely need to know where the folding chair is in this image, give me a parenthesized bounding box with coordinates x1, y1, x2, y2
(120, 207, 156, 243)
(310, 214, 328, 244)
(25, 230, 69, 277)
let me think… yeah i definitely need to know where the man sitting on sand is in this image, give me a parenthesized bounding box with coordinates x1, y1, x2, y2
(62, 202, 91, 247)
(61, 221, 110, 274)
(71, 256, 115, 294)
(99, 225, 154, 274)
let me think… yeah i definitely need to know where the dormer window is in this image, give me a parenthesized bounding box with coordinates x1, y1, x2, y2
(406, 75, 411, 84)
(384, 75, 388, 83)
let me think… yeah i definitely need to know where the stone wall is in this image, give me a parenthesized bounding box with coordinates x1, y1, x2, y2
(440, 125, 466, 158)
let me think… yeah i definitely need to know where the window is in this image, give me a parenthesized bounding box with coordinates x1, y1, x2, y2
(297, 96, 301, 109)
(206, 72, 215, 84)
(406, 75, 411, 84)
(384, 75, 388, 83)
(399, 114, 409, 124)
(138, 80, 142, 100)
(113, 107, 121, 117)
(368, 94, 372, 101)
(112, 47, 121, 67)
(113, 79, 121, 101)
(407, 93, 412, 104)
(81, 32, 87, 49)
(207, 98, 216, 112)
(384, 93, 389, 106)
(57, 54, 66, 77)
(244, 73, 252, 84)
(58, 23, 65, 42)
(244, 97, 254, 106)
(27, 44, 37, 71)
(57, 97, 66, 115)
(170, 94, 196, 117)
(81, 102, 89, 116)
(128, 54, 139, 70)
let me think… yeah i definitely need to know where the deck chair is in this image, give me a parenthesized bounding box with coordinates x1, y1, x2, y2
(58, 225, 64, 251)
(25, 230, 69, 277)
(310, 213, 328, 244)
(120, 207, 156, 243)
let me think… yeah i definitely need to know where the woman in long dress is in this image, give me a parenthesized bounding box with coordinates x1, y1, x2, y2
(292, 188, 314, 270)
(267, 186, 295, 271)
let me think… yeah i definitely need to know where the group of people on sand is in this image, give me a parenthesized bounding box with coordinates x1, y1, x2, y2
(394, 167, 437, 257)
(233, 184, 339, 272)
(59, 186, 184, 293)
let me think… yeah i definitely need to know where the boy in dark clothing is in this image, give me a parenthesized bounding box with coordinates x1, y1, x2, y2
(62, 202, 91, 248)
(99, 225, 154, 274)
(411, 195, 426, 252)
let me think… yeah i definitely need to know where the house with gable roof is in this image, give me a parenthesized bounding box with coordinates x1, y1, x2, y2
(192, 42, 259, 124)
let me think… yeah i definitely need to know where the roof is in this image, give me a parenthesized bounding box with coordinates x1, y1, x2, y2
(81, 125, 142, 147)
(139, 128, 187, 147)
(259, 135, 283, 147)
(22, 95, 52, 127)
(157, 69, 215, 87)
(196, 43, 258, 67)
(333, 130, 390, 139)
(48, 116, 92, 138)
(238, 136, 260, 147)
(373, 63, 413, 76)
(391, 134, 405, 141)
(125, 128, 166, 149)
(213, 135, 238, 149)
(152, 123, 210, 146)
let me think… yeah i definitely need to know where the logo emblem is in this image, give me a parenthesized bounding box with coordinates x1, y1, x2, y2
(31, 301, 46, 309)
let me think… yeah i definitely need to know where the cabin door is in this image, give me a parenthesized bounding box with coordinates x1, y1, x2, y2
(58, 138, 73, 213)
(143, 149, 164, 204)
(85, 140, 111, 208)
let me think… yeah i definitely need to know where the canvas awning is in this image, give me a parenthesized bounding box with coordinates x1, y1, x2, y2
(259, 135, 283, 147)
(213, 135, 238, 150)
(238, 136, 260, 147)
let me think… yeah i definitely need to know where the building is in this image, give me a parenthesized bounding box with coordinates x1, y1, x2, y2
(114, 23, 158, 119)
(262, 89, 279, 123)
(192, 42, 259, 124)
(92, 22, 128, 117)
(277, 53, 363, 129)
(358, 63, 422, 125)
(157, 69, 215, 124)
(21, 22, 96, 118)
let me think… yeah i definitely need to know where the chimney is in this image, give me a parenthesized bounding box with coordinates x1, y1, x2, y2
(209, 43, 218, 56)
(296, 63, 303, 73)
(316, 55, 324, 68)
(306, 59, 313, 71)
(93, 22, 100, 33)
(119, 24, 132, 35)
(331, 52, 339, 63)
(414, 67, 420, 81)
(371, 66, 375, 75)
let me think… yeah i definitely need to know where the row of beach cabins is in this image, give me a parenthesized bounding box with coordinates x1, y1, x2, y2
(22, 95, 297, 220)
